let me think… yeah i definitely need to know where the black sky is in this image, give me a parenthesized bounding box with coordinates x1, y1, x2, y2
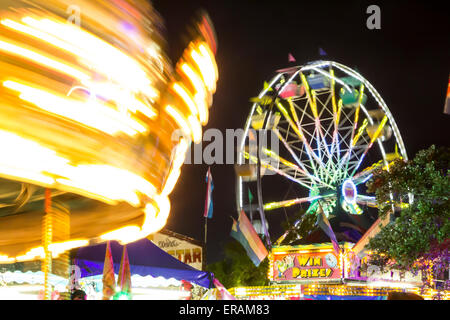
(152, 0, 450, 264)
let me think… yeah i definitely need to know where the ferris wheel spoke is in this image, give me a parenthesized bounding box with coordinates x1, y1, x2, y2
(262, 147, 323, 185)
(263, 195, 323, 211)
(348, 115, 388, 178)
(243, 151, 315, 191)
(342, 84, 365, 175)
(355, 194, 377, 208)
(276, 101, 334, 183)
(272, 129, 331, 188)
(299, 73, 334, 175)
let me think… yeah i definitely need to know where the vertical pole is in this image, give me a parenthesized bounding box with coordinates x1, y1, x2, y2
(203, 217, 207, 272)
(204, 217, 207, 244)
(42, 188, 52, 300)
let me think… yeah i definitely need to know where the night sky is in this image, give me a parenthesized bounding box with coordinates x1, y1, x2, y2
(153, 0, 449, 264)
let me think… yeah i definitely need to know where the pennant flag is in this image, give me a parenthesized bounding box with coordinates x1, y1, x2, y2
(288, 53, 296, 62)
(444, 74, 450, 115)
(102, 241, 116, 300)
(203, 167, 214, 219)
(316, 204, 341, 255)
(248, 188, 254, 203)
(213, 278, 236, 300)
(319, 47, 327, 56)
(230, 211, 268, 266)
(117, 245, 132, 298)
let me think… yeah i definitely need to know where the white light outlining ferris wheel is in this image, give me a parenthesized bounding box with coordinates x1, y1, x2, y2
(235, 60, 408, 233)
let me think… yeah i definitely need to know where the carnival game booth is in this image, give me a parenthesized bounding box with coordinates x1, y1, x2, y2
(269, 242, 424, 300)
(228, 241, 424, 300)
(73, 238, 213, 300)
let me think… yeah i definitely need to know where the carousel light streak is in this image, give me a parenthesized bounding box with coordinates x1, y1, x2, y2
(197, 43, 219, 91)
(164, 105, 193, 139)
(179, 63, 208, 124)
(20, 16, 157, 98)
(3, 80, 148, 136)
(172, 82, 199, 118)
(0, 38, 90, 82)
(0, 1, 219, 264)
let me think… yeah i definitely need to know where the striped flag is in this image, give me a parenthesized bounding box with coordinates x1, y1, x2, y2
(102, 241, 116, 300)
(316, 204, 341, 255)
(230, 210, 268, 266)
(117, 245, 132, 297)
(203, 167, 214, 218)
(444, 74, 450, 115)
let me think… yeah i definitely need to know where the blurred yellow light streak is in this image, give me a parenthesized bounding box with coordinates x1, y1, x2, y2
(0, 129, 69, 183)
(180, 63, 206, 98)
(300, 72, 319, 118)
(188, 115, 202, 143)
(80, 82, 158, 120)
(11, 240, 89, 262)
(0, 38, 90, 82)
(1, 17, 159, 122)
(100, 226, 142, 244)
(199, 44, 218, 80)
(142, 196, 170, 235)
(161, 169, 181, 197)
(102, 196, 171, 245)
(191, 48, 215, 93)
(180, 63, 208, 124)
(370, 115, 388, 143)
(0, 128, 158, 207)
(161, 138, 189, 196)
(165, 105, 192, 138)
(172, 82, 198, 117)
(21, 16, 158, 99)
(352, 118, 369, 147)
(276, 102, 305, 141)
(194, 92, 209, 125)
(3, 80, 148, 136)
(0, 6, 219, 255)
(56, 164, 157, 207)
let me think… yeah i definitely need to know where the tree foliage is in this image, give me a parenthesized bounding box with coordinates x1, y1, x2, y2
(280, 209, 317, 244)
(366, 145, 449, 279)
(206, 240, 269, 289)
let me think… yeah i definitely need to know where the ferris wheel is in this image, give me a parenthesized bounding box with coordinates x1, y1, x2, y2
(235, 60, 408, 240)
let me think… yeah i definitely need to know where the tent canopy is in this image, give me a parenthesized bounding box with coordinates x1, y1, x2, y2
(73, 238, 213, 288)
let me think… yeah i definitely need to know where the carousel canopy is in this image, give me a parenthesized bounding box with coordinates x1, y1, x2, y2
(73, 238, 213, 288)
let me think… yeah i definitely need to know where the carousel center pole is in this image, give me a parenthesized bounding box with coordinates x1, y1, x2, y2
(42, 188, 53, 300)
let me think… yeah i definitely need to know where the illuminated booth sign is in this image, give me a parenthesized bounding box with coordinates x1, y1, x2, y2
(148, 229, 204, 270)
(272, 248, 341, 282)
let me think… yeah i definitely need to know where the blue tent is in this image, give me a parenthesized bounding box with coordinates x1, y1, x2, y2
(73, 238, 213, 288)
